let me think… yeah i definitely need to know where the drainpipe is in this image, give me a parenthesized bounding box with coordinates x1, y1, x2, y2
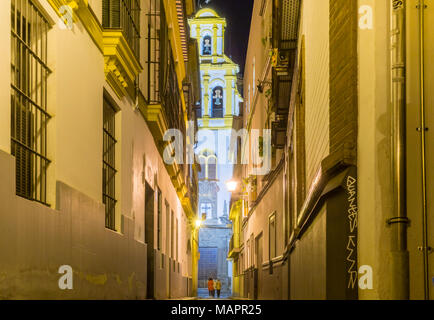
(388, 0, 410, 300)
(416, 0, 430, 300)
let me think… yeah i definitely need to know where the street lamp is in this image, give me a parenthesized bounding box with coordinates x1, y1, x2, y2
(195, 218, 202, 228)
(226, 180, 238, 192)
(195, 213, 206, 229)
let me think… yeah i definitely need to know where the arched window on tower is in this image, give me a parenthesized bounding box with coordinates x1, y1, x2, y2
(197, 151, 218, 180)
(212, 86, 224, 118)
(202, 35, 212, 55)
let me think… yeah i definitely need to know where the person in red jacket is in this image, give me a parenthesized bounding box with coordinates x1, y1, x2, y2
(207, 278, 215, 297)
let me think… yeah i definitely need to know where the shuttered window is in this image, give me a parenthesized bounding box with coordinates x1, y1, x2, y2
(11, 0, 51, 205)
(102, 0, 141, 59)
(103, 97, 117, 230)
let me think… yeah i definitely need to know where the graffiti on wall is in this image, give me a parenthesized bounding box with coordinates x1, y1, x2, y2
(346, 174, 358, 290)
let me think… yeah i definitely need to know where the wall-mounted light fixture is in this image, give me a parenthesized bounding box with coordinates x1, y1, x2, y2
(257, 80, 272, 94)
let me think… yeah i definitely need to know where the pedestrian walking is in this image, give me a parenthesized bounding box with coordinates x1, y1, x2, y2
(207, 278, 214, 297)
(216, 279, 222, 298)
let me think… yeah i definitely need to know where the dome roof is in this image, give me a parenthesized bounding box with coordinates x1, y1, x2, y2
(195, 8, 220, 18)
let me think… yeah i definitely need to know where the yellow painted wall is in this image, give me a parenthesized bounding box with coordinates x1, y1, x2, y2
(0, 0, 11, 154)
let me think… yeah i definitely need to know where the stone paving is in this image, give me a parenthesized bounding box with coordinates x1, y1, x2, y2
(197, 288, 232, 300)
(169, 288, 251, 300)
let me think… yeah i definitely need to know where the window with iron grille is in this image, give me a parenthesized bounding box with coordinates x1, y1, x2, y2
(146, 0, 161, 104)
(11, 0, 51, 205)
(103, 97, 118, 230)
(102, 0, 141, 59)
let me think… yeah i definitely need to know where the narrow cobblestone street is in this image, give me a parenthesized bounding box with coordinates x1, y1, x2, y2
(0, 0, 433, 301)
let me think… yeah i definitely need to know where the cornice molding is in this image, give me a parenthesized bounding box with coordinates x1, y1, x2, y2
(47, 0, 87, 23)
(144, 104, 169, 141)
(47, 1, 142, 99)
(103, 31, 143, 98)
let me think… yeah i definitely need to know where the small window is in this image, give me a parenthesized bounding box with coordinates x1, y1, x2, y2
(165, 200, 170, 255)
(103, 97, 118, 230)
(171, 211, 175, 258)
(157, 188, 162, 250)
(246, 240, 250, 268)
(176, 218, 179, 261)
(269, 212, 276, 260)
(211, 86, 224, 118)
(202, 35, 212, 55)
(200, 202, 213, 220)
(250, 234, 254, 267)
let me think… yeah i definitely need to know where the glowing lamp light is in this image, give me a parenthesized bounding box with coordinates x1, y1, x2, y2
(226, 180, 238, 192)
(195, 219, 202, 228)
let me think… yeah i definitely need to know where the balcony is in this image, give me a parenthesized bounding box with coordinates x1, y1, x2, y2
(228, 234, 240, 259)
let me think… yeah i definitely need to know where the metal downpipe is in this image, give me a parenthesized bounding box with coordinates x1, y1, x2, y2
(389, 0, 410, 300)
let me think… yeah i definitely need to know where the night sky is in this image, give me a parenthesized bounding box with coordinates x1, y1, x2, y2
(198, 0, 254, 73)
